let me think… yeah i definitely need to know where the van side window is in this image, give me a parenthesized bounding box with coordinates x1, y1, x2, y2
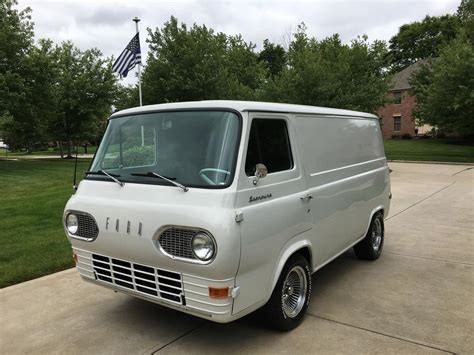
(245, 119, 293, 176)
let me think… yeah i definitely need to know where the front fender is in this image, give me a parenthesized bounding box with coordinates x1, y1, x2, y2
(268, 236, 313, 300)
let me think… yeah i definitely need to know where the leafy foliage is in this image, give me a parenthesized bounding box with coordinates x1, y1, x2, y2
(0, 0, 37, 150)
(258, 39, 287, 77)
(388, 14, 461, 72)
(410, 33, 474, 136)
(259, 25, 390, 113)
(48, 42, 117, 156)
(457, 0, 474, 43)
(1, 40, 59, 150)
(142, 16, 267, 103)
(0, 1, 118, 154)
(115, 84, 140, 111)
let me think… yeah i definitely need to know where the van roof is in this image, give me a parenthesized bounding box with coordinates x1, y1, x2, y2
(111, 100, 378, 120)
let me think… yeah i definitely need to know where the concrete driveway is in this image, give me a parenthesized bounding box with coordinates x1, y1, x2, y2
(1, 162, 473, 354)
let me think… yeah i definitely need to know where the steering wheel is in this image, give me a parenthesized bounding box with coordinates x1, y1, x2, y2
(199, 168, 231, 185)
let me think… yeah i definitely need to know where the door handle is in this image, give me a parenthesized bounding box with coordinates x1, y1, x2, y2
(300, 194, 313, 202)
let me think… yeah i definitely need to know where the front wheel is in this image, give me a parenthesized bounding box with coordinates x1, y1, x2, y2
(261, 254, 312, 331)
(354, 211, 385, 260)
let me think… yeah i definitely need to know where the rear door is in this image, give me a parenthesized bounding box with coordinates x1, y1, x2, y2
(233, 112, 312, 314)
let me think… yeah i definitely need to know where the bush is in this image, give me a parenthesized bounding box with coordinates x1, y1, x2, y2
(401, 133, 412, 139)
(391, 133, 401, 139)
(112, 146, 155, 167)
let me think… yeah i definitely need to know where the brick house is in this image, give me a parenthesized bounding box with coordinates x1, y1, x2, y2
(378, 60, 431, 138)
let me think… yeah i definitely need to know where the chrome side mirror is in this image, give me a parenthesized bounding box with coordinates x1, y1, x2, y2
(253, 163, 268, 186)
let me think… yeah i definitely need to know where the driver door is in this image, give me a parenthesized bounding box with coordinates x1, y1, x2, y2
(233, 112, 312, 314)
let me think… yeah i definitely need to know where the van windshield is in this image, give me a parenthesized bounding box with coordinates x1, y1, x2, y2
(88, 110, 240, 188)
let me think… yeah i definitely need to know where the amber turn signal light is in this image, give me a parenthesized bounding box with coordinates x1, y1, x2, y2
(209, 287, 229, 299)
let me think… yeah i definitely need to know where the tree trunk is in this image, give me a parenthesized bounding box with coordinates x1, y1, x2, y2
(58, 141, 64, 159)
(67, 140, 73, 159)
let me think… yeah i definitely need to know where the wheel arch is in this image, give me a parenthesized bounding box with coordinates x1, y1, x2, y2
(268, 239, 313, 299)
(364, 206, 385, 235)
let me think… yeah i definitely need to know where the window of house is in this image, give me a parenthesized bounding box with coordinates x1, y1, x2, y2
(393, 91, 402, 104)
(393, 116, 401, 131)
(245, 119, 293, 176)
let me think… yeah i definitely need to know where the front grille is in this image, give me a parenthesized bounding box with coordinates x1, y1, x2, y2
(158, 227, 197, 260)
(76, 213, 99, 240)
(92, 253, 185, 305)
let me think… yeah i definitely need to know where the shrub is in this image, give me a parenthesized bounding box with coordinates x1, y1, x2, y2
(391, 133, 401, 139)
(401, 133, 412, 139)
(112, 146, 155, 167)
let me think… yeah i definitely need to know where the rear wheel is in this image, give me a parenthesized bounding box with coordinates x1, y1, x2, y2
(261, 254, 312, 331)
(354, 211, 384, 260)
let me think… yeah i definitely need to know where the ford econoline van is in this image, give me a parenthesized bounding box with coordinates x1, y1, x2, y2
(64, 101, 391, 330)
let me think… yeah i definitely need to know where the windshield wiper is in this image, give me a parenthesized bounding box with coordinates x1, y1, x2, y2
(131, 172, 176, 180)
(86, 170, 124, 187)
(131, 171, 188, 192)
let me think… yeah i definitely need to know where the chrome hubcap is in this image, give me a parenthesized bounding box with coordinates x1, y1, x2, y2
(372, 218, 383, 252)
(282, 266, 307, 318)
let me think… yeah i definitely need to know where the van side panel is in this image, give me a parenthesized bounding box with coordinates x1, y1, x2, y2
(294, 115, 390, 267)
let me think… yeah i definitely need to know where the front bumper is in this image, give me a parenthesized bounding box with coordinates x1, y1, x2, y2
(73, 247, 235, 322)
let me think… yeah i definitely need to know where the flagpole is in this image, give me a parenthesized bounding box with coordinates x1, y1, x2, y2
(133, 17, 143, 107)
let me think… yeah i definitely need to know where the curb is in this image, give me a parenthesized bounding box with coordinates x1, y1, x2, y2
(388, 160, 473, 166)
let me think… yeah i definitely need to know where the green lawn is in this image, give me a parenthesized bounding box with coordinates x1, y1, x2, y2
(384, 139, 474, 163)
(0, 159, 91, 288)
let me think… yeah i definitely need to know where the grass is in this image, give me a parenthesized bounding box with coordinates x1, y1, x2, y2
(384, 139, 474, 163)
(0, 159, 91, 288)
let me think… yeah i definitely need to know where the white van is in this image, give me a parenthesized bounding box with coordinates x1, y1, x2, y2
(64, 101, 390, 330)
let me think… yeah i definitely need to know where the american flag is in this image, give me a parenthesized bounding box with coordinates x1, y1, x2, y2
(112, 33, 141, 78)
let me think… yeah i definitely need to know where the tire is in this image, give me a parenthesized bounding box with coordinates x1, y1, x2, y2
(354, 211, 384, 260)
(261, 254, 312, 331)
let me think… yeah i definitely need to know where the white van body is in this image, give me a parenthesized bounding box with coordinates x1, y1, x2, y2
(64, 101, 390, 327)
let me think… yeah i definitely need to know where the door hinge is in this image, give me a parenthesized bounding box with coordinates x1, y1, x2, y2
(235, 211, 244, 223)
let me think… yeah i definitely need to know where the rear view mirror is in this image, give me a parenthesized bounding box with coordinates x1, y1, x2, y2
(253, 163, 268, 185)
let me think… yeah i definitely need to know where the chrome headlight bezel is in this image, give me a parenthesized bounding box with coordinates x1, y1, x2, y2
(191, 232, 216, 261)
(66, 213, 79, 234)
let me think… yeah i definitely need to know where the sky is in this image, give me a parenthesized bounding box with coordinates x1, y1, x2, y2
(18, 0, 459, 85)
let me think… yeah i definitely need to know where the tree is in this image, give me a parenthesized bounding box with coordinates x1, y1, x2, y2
(48, 42, 117, 157)
(388, 14, 461, 72)
(258, 39, 286, 77)
(142, 16, 267, 104)
(457, 0, 474, 43)
(114, 84, 140, 111)
(1, 39, 58, 151)
(259, 25, 390, 113)
(0, 0, 36, 150)
(410, 33, 474, 137)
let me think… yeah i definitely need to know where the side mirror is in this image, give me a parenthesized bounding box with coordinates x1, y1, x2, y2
(253, 163, 268, 186)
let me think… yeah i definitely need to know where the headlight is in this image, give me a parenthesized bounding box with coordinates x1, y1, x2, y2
(192, 232, 215, 261)
(66, 213, 78, 234)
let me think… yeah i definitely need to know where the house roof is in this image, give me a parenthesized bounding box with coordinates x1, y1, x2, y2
(111, 100, 378, 120)
(390, 59, 430, 91)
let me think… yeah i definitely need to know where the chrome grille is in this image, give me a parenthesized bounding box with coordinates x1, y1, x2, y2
(158, 228, 197, 260)
(92, 253, 185, 305)
(76, 214, 99, 240)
